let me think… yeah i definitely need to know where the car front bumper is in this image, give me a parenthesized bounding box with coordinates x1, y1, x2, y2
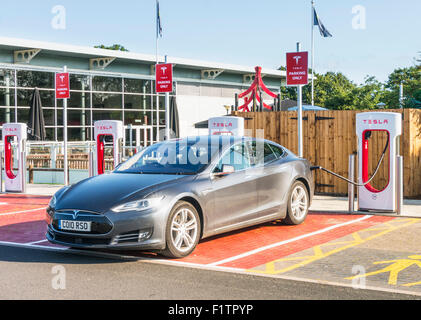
(45, 206, 168, 251)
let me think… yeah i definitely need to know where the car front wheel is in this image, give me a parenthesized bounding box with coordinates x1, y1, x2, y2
(161, 201, 201, 258)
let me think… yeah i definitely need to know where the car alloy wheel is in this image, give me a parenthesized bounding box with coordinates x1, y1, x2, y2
(291, 185, 308, 220)
(162, 201, 201, 258)
(170, 207, 198, 253)
(283, 181, 309, 225)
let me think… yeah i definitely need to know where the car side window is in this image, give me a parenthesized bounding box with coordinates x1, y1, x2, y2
(268, 143, 286, 159)
(247, 141, 278, 167)
(214, 143, 251, 173)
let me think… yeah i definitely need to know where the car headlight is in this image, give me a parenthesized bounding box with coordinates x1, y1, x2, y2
(111, 197, 164, 213)
(49, 195, 57, 209)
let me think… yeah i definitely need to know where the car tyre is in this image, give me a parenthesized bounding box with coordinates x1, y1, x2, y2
(161, 201, 201, 259)
(283, 181, 309, 226)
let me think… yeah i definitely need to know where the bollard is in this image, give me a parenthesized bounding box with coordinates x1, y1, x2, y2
(348, 154, 355, 213)
(396, 155, 403, 215)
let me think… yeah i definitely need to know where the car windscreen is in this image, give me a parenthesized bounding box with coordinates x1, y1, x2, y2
(116, 139, 227, 175)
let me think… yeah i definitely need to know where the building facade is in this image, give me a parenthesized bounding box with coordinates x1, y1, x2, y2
(0, 37, 285, 145)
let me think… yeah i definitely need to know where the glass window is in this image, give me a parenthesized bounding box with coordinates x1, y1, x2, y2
(124, 94, 152, 110)
(93, 110, 122, 122)
(17, 108, 29, 123)
(42, 109, 56, 126)
(70, 74, 90, 91)
(247, 141, 278, 166)
(124, 111, 152, 126)
(17, 89, 55, 108)
(0, 107, 16, 125)
(268, 143, 286, 159)
(0, 69, 15, 87)
(0, 88, 15, 107)
(124, 79, 152, 93)
(117, 140, 214, 175)
(214, 143, 251, 173)
(93, 93, 122, 109)
(68, 110, 90, 127)
(68, 92, 91, 109)
(17, 70, 54, 89)
(92, 76, 122, 92)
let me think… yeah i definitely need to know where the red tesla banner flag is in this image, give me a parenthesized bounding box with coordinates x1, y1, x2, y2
(55, 72, 70, 99)
(286, 52, 309, 86)
(156, 63, 173, 93)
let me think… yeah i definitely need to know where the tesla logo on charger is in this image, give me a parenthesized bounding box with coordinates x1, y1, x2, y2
(213, 123, 233, 128)
(4, 128, 17, 132)
(363, 119, 389, 125)
(98, 126, 113, 131)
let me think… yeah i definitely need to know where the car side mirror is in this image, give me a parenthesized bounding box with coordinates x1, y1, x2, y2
(213, 165, 235, 177)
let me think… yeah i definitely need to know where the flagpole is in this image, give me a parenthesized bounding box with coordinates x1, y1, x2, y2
(311, 0, 315, 107)
(155, 0, 160, 142)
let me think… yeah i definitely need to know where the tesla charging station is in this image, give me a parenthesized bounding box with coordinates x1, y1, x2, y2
(3, 123, 27, 193)
(209, 117, 245, 136)
(356, 112, 403, 213)
(93, 120, 123, 176)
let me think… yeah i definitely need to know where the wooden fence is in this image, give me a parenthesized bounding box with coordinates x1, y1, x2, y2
(233, 109, 421, 199)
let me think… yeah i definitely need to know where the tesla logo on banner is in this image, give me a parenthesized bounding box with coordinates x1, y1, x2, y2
(156, 63, 173, 93)
(286, 52, 309, 86)
(56, 72, 70, 99)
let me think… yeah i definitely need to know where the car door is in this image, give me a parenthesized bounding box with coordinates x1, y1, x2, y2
(208, 142, 259, 232)
(247, 141, 292, 217)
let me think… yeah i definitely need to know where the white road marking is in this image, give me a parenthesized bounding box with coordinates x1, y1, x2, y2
(207, 215, 372, 267)
(0, 207, 47, 217)
(25, 239, 49, 245)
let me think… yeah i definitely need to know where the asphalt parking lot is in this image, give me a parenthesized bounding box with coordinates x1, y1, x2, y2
(0, 192, 421, 299)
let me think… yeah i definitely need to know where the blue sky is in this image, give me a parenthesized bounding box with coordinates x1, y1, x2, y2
(0, 0, 420, 84)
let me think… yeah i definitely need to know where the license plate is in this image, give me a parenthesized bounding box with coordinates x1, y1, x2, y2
(59, 220, 92, 232)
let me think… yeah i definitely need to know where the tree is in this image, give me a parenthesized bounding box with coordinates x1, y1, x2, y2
(383, 66, 421, 108)
(94, 44, 129, 52)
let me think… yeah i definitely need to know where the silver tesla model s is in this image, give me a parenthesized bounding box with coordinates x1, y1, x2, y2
(46, 136, 314, 258)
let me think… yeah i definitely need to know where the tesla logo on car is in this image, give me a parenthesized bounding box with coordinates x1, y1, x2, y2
(72, 210, 80, 220)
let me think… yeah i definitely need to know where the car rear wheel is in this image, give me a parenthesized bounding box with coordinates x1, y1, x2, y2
(161, 201, 201, 258)
(283, 181, 309, 225)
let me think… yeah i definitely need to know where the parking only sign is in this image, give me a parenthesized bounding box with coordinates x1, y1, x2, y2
(55, 72, 70, 99)
(286, 52, 309, 86)
(156, 63, 173, 93)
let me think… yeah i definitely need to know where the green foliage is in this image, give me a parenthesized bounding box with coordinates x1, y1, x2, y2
(279, 57, 421, 110)
(94, 44, 129, 52)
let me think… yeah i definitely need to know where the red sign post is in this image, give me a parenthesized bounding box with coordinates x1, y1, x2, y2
(55, 72, 70, 99)
(155, 63, 173, 93)
(286, 52, 309, 86)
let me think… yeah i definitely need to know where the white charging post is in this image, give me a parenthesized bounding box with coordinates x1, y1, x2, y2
(94, 120, 124, 176)
(356, 112, 403, 213)
(3, 123, 27, 193)
(209, 117, 245, 136)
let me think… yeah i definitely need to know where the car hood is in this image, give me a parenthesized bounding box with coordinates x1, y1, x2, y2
(56, 173, 189, 213)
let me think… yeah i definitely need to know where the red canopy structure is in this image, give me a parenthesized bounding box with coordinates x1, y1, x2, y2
(238, 66, 278, 112)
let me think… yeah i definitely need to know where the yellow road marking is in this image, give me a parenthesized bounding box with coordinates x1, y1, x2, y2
(347, 255, 421, 286)
(248, 218, 420, 275)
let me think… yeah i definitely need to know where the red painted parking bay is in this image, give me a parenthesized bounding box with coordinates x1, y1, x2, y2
(0, 194, 395, 270)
